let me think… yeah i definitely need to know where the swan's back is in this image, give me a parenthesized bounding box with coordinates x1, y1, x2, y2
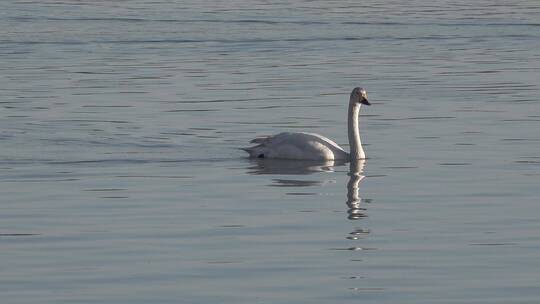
(242, 132, 349, 160)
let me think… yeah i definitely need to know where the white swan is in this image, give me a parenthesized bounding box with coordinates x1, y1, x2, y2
(242, 87, 370, 160)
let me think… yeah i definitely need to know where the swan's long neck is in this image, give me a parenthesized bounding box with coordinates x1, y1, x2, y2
(347, 98, 365, 160)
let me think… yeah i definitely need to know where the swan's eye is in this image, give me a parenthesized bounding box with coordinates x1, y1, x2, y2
(359, 90, 367, 98)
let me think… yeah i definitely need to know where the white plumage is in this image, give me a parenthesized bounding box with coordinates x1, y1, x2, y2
(242, 132, 349, 160)
(242, 87, 371, 160)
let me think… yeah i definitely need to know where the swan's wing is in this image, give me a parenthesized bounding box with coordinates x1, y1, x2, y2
(243, 132, 348, 160)
(250, 136, 272, 144)
(294, 132, 345, 152)
(247, 133, 289, 146)
(270, 132, 346, 153)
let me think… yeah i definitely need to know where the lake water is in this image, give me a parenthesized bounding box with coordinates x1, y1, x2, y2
(1, 1, 540, 303)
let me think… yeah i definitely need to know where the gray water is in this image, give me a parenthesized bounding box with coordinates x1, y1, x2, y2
(1, 1, 540, 303)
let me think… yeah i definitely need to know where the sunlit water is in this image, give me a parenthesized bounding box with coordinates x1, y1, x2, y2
(1, 1, 540, 303)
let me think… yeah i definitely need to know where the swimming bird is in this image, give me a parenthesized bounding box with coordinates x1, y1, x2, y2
(242, 87, 370, 160)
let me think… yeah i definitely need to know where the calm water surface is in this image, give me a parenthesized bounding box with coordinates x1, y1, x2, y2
(1, 1, 540, 303)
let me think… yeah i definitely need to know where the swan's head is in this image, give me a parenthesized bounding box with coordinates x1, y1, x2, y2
(351, 87, 370, 106)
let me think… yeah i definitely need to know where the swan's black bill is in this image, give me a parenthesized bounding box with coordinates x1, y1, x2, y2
(361, 99, 371, 106)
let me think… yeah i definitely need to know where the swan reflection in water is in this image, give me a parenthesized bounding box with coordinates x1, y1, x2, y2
(246, 158, 346, 175)
(246, 158, 368, 220)
(346, 159, 367, 220)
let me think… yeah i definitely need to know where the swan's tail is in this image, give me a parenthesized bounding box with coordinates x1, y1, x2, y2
(240, 145, 265, 158)
(242, 135, 274, 158)
(240, 147, 254, 154)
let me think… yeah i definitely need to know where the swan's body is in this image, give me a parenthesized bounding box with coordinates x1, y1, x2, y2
(242, 87, 370, 160)
(244, 132, 349, 160)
